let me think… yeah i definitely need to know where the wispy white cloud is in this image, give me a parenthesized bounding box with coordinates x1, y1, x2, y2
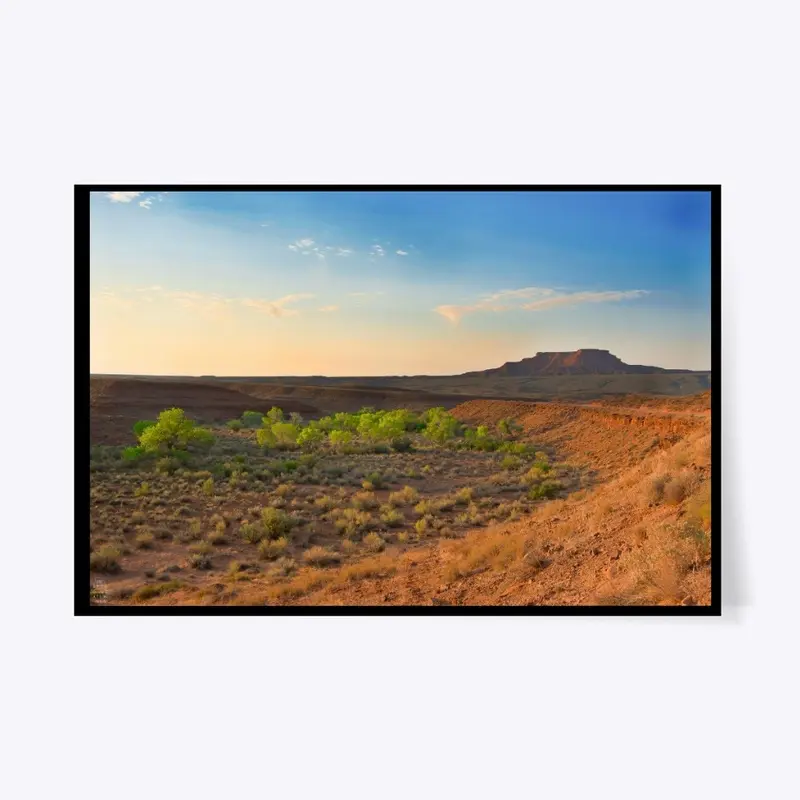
(103, 190, 168, 209)
(370, 244, 385, 257)
(93, 286, 319, 319)
(435, 286, 648, 323)
(287, 238, 354, 259)
(240, 293, 315, 317)
(521, 289, 648, 311)
(105, 191, 143, 203)
(396, 250, 409, 256)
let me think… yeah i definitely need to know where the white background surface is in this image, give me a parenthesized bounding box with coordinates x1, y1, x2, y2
(2, 1, 798, 798)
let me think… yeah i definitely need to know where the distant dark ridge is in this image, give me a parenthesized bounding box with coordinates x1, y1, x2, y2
(461, 349, 696, 378)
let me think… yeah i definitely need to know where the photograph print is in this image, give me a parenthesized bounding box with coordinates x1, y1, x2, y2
(83, 186, 718, 614)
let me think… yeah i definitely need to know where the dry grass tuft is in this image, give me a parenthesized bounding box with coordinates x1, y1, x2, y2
(302, 546, 342, 567)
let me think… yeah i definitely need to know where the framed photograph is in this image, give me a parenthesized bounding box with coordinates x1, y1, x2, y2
(80, 186, 719, 615)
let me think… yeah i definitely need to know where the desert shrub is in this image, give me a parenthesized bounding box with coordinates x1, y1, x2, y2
(414, 499, 435, 516)
(452, 487, 474, 505)
(201, 477, 214, 496)
(267, 458, 299, 475)
(680, 519, 712, 566)
(90, 545, 121, 573)
(207, 529, 226, 545)
(302, 546, 342, 567)
(156, 456, 182, 475)
(241, 410, 264, 428)
(462, 425, 500, 451)
(380, 507, 404, 527)
(189, 541, 213, 555)
(523, 464, 550, 485)
(390, 485, 419, 505)
(664, 476, 689, 505)
(352, 491, 379, 510)
(261, 507, 294, 539)
(334, 508, 373, 537)
(314, 494, 336, 512)
(363, 531, 385, 552)
(189, 552, 212, 569)
(173, 522, 202, 543)
(337, 555, 397, 583)
(135, 531, 155, 549)
(133, 580, 183, 602)
(362, 472, 385, 490)
(211, 514, 227, 530)
(226, 419, 243, 431)
(497, 417, 523, 438)
(390, 436, 413, 452)
(498, 442, 536, 457)
(456, 503, 484, 526)
(134, 482, 150, 497)
(528, 480, 562, 501)
(259, 536, 289, 560)
(647, 475, 670, 504)
(687, 483, 712, 531)
(274, 483, 294, 498)
(240, 522, 264, 544)
(270, 557, 297, 577)
(500, 455, 523, 471)
(397, 531, 409, 543)
(415, 517, 430, 535)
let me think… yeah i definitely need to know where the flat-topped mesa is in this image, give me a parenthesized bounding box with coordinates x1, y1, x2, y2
(462, 349, 681, 377)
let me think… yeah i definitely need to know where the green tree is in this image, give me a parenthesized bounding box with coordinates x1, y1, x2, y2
(256, 427, 277, 448)
(328, 430, 353, 450)
(264, 407, 285, 426)
(423, 408, 460, 443)
(137, 408, 215, 453)
(132, 420, 156, 437)
(271, 422, 300, 446)
(297, 424, 325, 449)
(241, 411, 263, 428)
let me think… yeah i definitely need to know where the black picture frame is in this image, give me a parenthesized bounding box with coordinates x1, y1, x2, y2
(78, 184, 721, 616)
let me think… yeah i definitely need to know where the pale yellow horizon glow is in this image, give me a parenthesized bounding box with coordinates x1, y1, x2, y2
(90, 287, 709, 376)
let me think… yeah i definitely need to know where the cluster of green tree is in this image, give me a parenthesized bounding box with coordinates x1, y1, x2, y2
(248, 406, 531, 455)
(251, 406, 419, 452)
(119, 406, 532, 463)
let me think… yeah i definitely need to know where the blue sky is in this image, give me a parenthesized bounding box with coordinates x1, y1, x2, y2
(90, 190, 711, 375)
